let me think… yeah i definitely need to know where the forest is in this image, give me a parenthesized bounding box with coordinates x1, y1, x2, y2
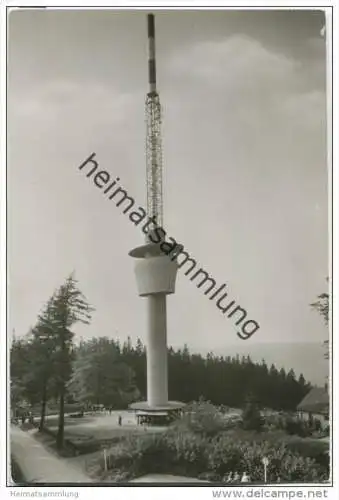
(11, 333, 310, 414)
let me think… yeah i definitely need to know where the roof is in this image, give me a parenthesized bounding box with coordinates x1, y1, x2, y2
(136, 411, 169, 416)
(297, 386, 329, 413)
(129, 401, 185, 411)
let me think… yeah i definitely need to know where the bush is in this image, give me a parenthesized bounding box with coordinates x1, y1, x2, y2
(264, 413, 325, 438)
(102, 430, 328, 483)
(92, 402, 329, 483)
(171, 400, 227, 437)
(206, 436, 245, 478)
(206, 436, 327, 483)
(242, 398, 264, 432)
(284, 418, 313, 437)
(164, 429, 209, 475)
(104, 433, 170, 479)
(286, 440, 329, 471)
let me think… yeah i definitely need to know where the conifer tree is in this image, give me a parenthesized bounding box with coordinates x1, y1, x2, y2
(47, 274, 94, 449)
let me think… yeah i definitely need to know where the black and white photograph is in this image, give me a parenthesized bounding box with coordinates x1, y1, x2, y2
(1, 2, 336, 494)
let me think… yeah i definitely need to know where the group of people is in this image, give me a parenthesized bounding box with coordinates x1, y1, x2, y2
(225, 471, 250, 483)
(12, 409, 34, 425)
(224, 471, 281, 484)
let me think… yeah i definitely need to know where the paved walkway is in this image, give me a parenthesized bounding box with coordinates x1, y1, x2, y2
(11, 424, 208, 485)
(10, 426, 93, 483)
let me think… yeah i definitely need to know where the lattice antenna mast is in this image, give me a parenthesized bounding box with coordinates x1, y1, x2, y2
(146, 14, 163, 237)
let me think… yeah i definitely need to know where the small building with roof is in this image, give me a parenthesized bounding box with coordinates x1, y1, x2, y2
(297, 385, 329, 428)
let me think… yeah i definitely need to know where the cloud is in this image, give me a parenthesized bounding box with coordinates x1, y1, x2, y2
(165, 34, 326, 142)
(169, 36, 300, 95)
(168, 34, 325, 104)
(8, 80, 143, 161)
(10, 80, 139, 124)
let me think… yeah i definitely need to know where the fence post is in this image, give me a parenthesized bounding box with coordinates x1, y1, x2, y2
(103, 448, 108, 472)
(262, 457, 269, 483)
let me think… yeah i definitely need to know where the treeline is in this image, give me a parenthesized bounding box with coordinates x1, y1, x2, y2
(11, 332, 311, 432)
(12, 332, 311, 417)
(115, 338, 311, 411)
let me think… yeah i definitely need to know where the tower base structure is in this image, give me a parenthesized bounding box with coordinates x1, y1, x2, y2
(129, 400, 185, 426)
(129, 240, 185, 426)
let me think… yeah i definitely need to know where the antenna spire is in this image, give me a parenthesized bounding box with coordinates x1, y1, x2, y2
(147, 14, 157, 94)
(145, 14, 163, 235)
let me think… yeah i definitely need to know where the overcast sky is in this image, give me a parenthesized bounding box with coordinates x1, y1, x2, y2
(8, 9, 328, 353)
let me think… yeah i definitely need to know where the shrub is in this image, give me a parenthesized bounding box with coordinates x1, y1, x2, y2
(206, 436, 245, 479)
(277, 454, 327, 482)
(164, 429, 209, 474)
(171, 400, 226, 437)
(102, 430, 328, 483)
(206, 436, 328, 483)
(286, 440, 329, 471)
(95, 401, 329, 483)
(284, 418, 313, 437)
(242, 398, 264, 432)
(105, 432, 172, 478)
(265, 413, 321, 438)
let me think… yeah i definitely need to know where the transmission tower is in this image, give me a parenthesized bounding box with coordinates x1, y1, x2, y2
(128, 13, 183, 420)
(146, 14, 163, 233)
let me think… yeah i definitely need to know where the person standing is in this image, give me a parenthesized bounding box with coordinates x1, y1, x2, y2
(241, 472, 250, 483)
(225, 472, 233, 483)
(233, 471, 240, 483)
(118, 415, 122, 426)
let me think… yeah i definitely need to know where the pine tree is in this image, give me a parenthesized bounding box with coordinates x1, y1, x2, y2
(46, 274, 94, 449)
